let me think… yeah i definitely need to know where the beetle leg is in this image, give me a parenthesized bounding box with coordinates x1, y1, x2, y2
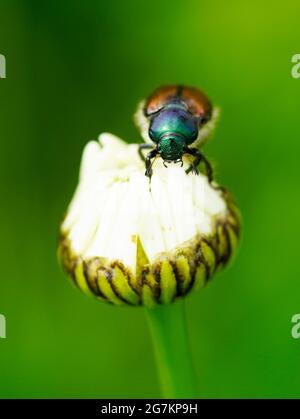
(184, 147, 213, 182)
(145, 148, 159, 179)
(138, 143, 153, 162)
(199, 153, 213, 183)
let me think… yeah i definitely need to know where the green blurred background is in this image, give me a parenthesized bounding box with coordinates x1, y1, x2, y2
(0, 0, 300, 398)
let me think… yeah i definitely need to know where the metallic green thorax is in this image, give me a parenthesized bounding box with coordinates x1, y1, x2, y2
(149, 102, 198, 161)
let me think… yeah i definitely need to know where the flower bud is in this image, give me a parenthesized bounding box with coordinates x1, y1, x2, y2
(58, 133, 240, 307)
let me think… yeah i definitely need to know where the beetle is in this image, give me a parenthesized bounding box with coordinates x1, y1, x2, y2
(135, 85, 219, 181)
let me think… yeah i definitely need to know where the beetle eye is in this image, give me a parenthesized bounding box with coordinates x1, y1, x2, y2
(200, 114, 211, 125)
(149, 128, 155, 140)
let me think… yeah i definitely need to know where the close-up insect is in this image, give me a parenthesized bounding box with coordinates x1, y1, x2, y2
(135, 85, 219, 181)
(3, 0, 300, 404)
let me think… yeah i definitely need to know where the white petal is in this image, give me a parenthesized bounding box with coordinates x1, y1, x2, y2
(63, 134, 228, 267)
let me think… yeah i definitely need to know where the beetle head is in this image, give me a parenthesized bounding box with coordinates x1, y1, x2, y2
(157, 133, 186, 162)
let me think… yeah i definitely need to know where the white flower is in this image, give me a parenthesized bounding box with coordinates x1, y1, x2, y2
(59, 133, 240, 306)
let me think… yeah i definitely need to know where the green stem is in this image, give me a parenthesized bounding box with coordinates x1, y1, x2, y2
(146, 299, 197, 398)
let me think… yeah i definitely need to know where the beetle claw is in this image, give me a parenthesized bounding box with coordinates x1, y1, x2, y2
(186, 164, 199, 175)
(145, 168, 153, 178)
